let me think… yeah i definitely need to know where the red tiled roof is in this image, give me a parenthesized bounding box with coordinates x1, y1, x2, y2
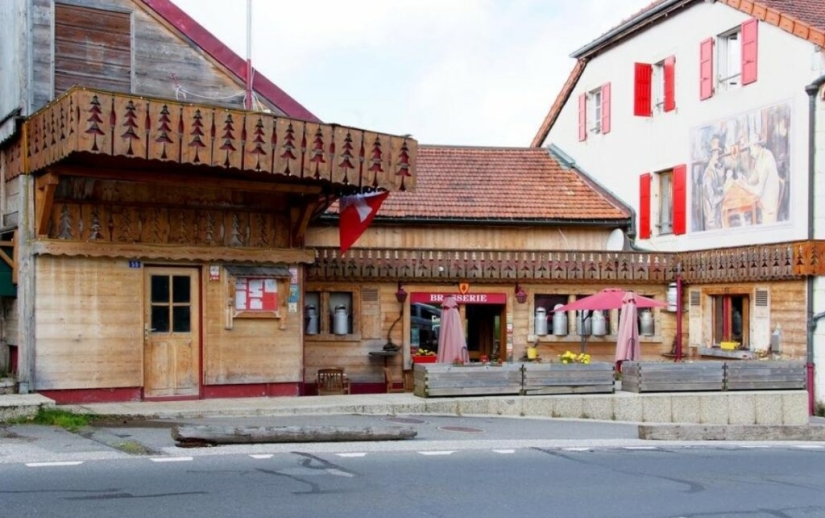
(530, 0, 825, 147)
(375, 146, 629, 221)
(139, 0, 321, 122)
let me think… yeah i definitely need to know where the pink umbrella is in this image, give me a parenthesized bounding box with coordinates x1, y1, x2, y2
(436, 296, 467, 364)
(615, 291, 642, 365)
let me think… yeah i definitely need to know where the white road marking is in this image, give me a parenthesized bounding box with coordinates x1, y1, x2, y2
(623, 446, 657, 450)
(794, 445, 825, 449)
(250, 454, 274, 459)
(337, 452, 367, 457)
(150, 457, 193, 462)
(563, 448, 591, 452)
(26, 461, 84, 467)
(738, 445, 772, 449)
(418, 451, 455, 456)
(325, 469, 355, 477)
(493, 449, 515, 454)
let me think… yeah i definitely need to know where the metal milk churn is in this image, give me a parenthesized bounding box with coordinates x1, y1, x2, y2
(333, 305, 349, 335)
(552, 304, 568, 336)
(591, 310, 607, 336)
(305, 304, 319, 335)
(577, 310, 591, 336)
(640, 309, 654, 336)
(534, 307, 548, 336)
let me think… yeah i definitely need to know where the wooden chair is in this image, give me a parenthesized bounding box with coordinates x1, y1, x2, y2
(317, 368, 350, 395)
(383, 367, 405, 393)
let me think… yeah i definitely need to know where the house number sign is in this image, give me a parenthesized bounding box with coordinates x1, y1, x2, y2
(128, 260, 141, 268)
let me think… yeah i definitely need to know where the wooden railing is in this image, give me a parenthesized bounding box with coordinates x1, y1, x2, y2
(3, 87, 416, 192)
(310, 241, 825, 284)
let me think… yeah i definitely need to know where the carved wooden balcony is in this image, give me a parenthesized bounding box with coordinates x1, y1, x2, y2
(309, 241, 825, 284)
(2, 86, 416, 192)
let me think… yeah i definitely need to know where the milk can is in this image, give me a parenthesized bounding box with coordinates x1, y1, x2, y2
(591, 310, 607, 336)
(552, 304, 568, 336)
(333, 305, 349, 335)
(534, 307, 548, 336)
(640, 309, 654, 336)
(305, 304, 319, 335)
(577, 310, 591, 336)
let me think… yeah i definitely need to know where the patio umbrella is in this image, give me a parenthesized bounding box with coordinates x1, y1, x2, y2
(436, 296, 467, 364)
(615, 291, 642, 366)
(553, 288, 666, 352)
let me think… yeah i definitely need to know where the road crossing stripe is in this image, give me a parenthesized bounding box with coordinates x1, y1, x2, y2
(493, 449, 515, 454)
(26, 461, 84, 467)
(250, 454, 273, 459)
(337, 452, 367, 457)
(563, 448, 591, 452)
(623, 446, 657, 450)
(150, 457, 193, 462)
(794, 445, 824, 449)
(418, 451, 455, 456)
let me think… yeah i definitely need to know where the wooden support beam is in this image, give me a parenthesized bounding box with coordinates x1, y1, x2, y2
(35, 172, 60, 237)
(290, 198, 320, 248)
(53, 165, 325, 195)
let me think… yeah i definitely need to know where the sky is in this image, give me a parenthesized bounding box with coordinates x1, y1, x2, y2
(171, 0, 653, 147)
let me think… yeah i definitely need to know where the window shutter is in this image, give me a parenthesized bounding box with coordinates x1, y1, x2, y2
(663, 56, 676, 112)
(741, 18, 758, 85)
(639, 173, 652, 239)
(600, 83, 611, 134)
(633, 63, 652, 117)
(751, 288, 770, 351)
(672, 164, 687, 235)
(699, 38, 714, 100)
(578, 93, 587, 142)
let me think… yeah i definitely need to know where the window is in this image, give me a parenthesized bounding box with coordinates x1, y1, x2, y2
(657, 170, 673, 235)
(535, 294, 570, 335)
(411, 302, 441, 352)
(717, 28, 742, 91)
(304, 290, 358, 336)
(588, 88, 602, 134)
(653, 62, 666, 112)
(712, 294, 749, 346)
(578, 84, 610, 140)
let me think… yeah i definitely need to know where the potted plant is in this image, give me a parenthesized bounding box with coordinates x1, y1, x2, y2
(413, 349, 438, 364)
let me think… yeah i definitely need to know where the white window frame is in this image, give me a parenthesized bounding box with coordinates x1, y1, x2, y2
(717, 27, 742, 91)
(587, 88, 602, 134)
(656, 169, 673, 235)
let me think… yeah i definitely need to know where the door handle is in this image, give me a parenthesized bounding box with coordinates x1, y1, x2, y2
(144, 326, 156, 340)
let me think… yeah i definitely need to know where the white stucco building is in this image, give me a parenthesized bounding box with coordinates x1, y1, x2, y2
(533, 0, 825, 409)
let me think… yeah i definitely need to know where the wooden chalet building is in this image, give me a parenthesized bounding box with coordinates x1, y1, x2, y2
(0, 0, 416, 402)
(531, 0, 825, 409)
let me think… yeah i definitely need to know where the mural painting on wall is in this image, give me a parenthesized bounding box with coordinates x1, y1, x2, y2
(690, 101, 791, 232)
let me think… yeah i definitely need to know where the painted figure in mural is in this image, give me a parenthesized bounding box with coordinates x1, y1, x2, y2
(738, 140, 781, 224)
(701, 136, 726, 230)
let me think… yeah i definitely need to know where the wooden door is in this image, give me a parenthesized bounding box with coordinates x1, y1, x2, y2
(144, 267, 200, 398)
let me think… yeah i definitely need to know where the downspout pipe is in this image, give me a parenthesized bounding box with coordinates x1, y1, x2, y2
(805, 74, 825, 415)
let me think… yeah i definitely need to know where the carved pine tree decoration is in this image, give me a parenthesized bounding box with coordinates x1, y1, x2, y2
(86, 95, 105, 152)
(189, 109, 207, 163)
(338, 131, 355, 184)
(58, 204, 73, 240)
(121, 100, 140, 156)
(280, 123, 297, 175)
(220, 114, 236, 167)
(310, 127, 326, 179)
(89, 206, 102, 241)
(156, 104, 174, 159)
(250, 117, 267, 170)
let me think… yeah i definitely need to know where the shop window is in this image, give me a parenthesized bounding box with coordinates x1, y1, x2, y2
(713, 294, 749, 346)
(410, 302, 441, 353)
(574, 294, 613, 336)
(535, 294, 569, 335)
(618, 295, 659, 336)
(304, 290, 358, 337)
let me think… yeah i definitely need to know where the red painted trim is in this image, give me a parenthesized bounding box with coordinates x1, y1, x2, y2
(663, 56, 676, 112)
(633, 63, 652, 117)
(138, 0, 320, 122)
(9, 345, 17, 376)
(600, 83, 611, 134)
(639, 173, 651, 239)
(202, 383, 300, 398)
(741, 18, 758, 85)
(197, 266, 204, 399)
(409, 293, 508, 305)
(577, 93, 587, 142)
(38, 388, 143, 404)
(672, 164, 687, 235)
(699, 38, 714, 100)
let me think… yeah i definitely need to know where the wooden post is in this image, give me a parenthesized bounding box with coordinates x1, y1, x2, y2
(17, 174, 35, 392)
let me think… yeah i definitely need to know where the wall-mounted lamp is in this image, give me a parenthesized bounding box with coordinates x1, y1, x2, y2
(395, 282, 408, 304)
(515, 284, 527, 304)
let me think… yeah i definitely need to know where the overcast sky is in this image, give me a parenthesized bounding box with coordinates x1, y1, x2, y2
(171, 0, 652, 147)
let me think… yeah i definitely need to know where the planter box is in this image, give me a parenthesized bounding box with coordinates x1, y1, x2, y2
(413, 364, 521, 397)
(621, 362, 725, 393)
(725, 361, 806, 391)
(413, 356, 438, 364)
(522, 362, 615, 395)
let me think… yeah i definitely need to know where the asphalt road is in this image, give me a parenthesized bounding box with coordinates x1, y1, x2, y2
(3, 443, 825, 518)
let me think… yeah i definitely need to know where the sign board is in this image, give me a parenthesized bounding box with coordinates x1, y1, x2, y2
(235, 277, 279, 312)
(409, 292, 507, 305)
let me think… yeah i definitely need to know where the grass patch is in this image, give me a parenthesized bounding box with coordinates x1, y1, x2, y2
(816, 402, 825, 418)
(8, 407, 99, 432)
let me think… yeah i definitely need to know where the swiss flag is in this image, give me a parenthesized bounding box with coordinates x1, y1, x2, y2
(339, 191, 389, 254)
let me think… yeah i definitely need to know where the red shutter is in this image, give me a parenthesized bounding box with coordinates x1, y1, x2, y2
(578, 93, 587, 142)
(741, 18, 758, 85)
(663, 56, 676, 112)
(633, 63, 652, 117)
(639, 173, 652, 239)
(699, 38, 714, 100)
(600, 83, 611, 134)
(673, 164, 687, 235)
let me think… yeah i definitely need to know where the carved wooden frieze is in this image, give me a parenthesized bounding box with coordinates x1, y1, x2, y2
(8, 87, 418, 192)
(48, 201, 287, 248)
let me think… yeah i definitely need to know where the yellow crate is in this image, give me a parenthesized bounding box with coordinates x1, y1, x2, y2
(720, 341, 739, 350)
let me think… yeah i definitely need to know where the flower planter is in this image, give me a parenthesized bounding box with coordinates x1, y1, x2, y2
(413, 356, 438, 364)
(724, 360, 806, 391)
(621, 361, 725, 393)
(413, 363, 522, 397)
(521, 362, 615, 395)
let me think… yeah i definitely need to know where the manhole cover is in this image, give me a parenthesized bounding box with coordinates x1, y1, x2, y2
(438, 426, 484, 433)
(385, 417, 426, 424)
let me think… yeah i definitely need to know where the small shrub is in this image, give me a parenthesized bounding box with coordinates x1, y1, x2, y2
(815, 402, 825, 418)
